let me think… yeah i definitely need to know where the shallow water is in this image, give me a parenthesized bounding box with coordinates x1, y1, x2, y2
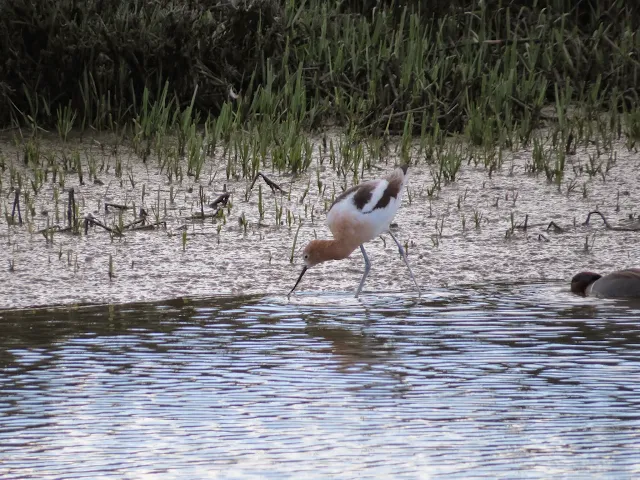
(2, 289, 640, 478)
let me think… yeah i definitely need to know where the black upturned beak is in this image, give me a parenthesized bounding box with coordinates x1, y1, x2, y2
(288, 266, 308, 297)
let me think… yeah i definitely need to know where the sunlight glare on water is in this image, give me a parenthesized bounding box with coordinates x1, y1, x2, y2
(1, 285, 640, 478)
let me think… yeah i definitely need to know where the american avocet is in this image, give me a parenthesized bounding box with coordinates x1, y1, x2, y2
(571, 268, 640, 298)
(288, 165, 420, 298)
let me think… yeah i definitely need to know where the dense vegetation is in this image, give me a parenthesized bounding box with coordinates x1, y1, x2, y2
(1, 0, 639, 135)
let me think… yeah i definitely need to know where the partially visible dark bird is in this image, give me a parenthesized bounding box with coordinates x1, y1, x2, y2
(570, 268, 640, 298)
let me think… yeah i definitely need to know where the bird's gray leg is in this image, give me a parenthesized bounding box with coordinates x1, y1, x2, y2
(355, 244, 371, 298)
(388, 231, 421, 296)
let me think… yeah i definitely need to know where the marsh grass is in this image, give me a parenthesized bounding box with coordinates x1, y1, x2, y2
(2, 1, 639, 156)
(0, 1, 639, 265)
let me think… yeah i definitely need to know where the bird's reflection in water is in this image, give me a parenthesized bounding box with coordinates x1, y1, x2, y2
(304, 323, 395, 374)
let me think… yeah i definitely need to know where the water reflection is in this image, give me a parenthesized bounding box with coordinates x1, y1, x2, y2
(1, 285, 640, 478)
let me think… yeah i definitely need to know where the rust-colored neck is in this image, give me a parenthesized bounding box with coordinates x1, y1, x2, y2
(308, 239, 359, 264)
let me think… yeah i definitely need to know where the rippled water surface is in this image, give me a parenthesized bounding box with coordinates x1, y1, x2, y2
(2, 288, 640, 478)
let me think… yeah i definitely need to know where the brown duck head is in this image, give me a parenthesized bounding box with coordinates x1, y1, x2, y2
(570, 272, 602, 295)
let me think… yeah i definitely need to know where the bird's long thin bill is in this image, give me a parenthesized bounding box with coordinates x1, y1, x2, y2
(288, 266, 308, 296)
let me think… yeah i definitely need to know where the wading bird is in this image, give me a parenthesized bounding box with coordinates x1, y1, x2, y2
(288, 165, 420, 298)
(570, 268, 640, 298)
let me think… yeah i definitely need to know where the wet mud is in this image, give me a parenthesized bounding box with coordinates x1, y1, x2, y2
(1, 131, 639, 309)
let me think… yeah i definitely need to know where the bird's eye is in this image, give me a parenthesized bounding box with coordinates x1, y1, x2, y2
(303, 254, 309, 259)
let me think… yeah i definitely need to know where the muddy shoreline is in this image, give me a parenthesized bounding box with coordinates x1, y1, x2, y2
(0, 130, 638, 310)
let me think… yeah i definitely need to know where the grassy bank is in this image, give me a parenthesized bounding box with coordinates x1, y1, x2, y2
(2, 0, 639, 132)
(0, 0, 639, 184)
(1, 1, 640, 301)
